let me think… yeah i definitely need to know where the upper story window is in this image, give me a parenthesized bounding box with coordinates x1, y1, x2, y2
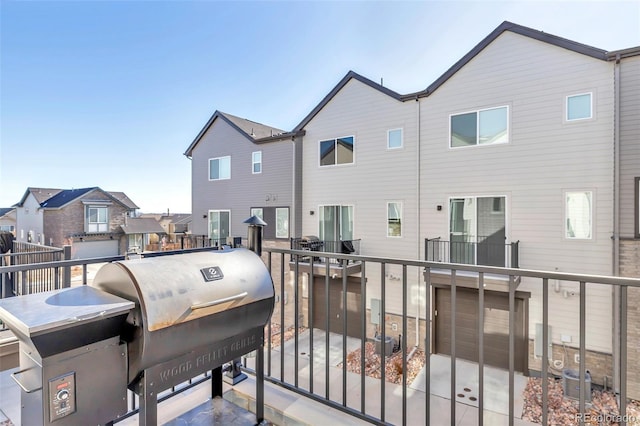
(252, 151, 262, 174)
(450, 106, 508, 148)
(87, 206, 108, 233)
(319, 136, 354, 166)
(566, 93, 592, 121)
(387, 202, 402, 237)
(565, 191, 592, 239)
(209, 156, 231, 180)
(388, 128, 403, 149)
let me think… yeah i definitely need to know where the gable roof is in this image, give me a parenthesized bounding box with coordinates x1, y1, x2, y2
(184, 110, 304, 158)
(121, 217, 165, 235)
(0, 208, 15, 218)
(17, 187, 64, 206)
(40, 187, 98, 208)
(293, 70, 404, 132)
(293, 21, 617, 132)
(418, 21, 609, 97)
(107, 191, 139, 210)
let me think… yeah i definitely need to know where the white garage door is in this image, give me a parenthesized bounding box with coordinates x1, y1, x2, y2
(72, 240, 119, 259)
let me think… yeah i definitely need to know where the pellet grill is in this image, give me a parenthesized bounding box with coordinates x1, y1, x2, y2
(0, 248, 275, 425)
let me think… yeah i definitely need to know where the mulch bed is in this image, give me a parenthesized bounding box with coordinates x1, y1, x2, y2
(522, 377, 640, 425)
(340, 341, 425, 385)
(266, 323, 307, 348)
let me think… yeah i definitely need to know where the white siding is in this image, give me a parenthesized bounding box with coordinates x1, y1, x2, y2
(301, 79, 420, 316)
(619, 55, 640, 237)
(16, 194, 44, 243)
(190, 118, 294, 239)
(419, 32, 615, 352)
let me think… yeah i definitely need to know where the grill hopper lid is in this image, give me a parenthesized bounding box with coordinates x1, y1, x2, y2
(92, 249, 274, 332)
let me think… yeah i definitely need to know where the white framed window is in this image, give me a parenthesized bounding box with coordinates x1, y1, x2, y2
(387, 128, 403, 149)
(565, 191, 593, 239)
(252, 151, 262, 174)
(450, 106, 509, 148)
(566, 93, 592, 121)
(209, 156, 231, 180)
(276, 207, 289, 238)
(250, 208, 263, 220)
(86, 206, 108, 233)
(319, 136, 354, 166)
(208, 210, 230, 243)
(387, 202, 402, 237)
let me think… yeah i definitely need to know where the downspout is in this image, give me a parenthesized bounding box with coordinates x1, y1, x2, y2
(416, 96, 421, 348)
(612, 54, 622, 394)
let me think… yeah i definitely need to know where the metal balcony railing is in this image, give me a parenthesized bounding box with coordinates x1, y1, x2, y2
(2, 245, 639, 426)
(426, 236, 520, 268)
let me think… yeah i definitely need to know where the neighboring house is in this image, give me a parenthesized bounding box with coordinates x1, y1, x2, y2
(139, 212, 192, 249)
(121, 217, 166, 253)
(184, 111, 304, 246)
(14, 187, 139, 258)
(185, 22, 639, 396)
(0, 208, 16, 234)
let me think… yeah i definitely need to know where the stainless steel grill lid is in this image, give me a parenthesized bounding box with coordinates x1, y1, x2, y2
(92, 249, 274, 332)
(91, 248, 275, 382)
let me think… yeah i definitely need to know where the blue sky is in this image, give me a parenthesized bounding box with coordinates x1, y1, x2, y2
(1, 1, 638, 213)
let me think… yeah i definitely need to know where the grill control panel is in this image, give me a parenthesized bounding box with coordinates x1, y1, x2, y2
(48, 372, 76, 422)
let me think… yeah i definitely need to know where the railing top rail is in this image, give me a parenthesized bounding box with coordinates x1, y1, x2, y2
(272, 247, 640, 287)
(0, 246, 221, 274)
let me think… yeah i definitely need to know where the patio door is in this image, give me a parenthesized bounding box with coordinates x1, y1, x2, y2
(319, 205, 353, 244)
(450, 197, 505, 266)
(208, 210, 230, 244)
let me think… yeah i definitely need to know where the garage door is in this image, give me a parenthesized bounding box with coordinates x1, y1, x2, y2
(312, 276, 363, 339)
(72, 240, 119, 259)
(434, 287, 528, 373)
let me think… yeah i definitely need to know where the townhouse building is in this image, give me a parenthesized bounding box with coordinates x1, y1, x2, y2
(184, 111, 304, 245)
(186, 21, 639, 396)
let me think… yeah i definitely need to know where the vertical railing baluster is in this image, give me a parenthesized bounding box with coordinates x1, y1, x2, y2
(478, 272, 484, 426)
(579, 281, 586, 425)
(509, 275, 515, 426)
(294, 253, 300, 388)
(621, 285, 628, 426)
(309, 255, 315, 395)
(425, 266, 431, 426)
(450, 269, 456, 424)
(280, 253, 285, 383)
(380, 262, 386, 423)
(267, 252, 272, 377)
(402, 264, 407, 426)
(542, 278, 549, 426)
(342, 261, 347, 407)
(360, 261, 367, 414)
(325, 259, 330, 400)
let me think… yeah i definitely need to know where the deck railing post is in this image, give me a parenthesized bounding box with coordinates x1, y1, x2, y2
(63, 245, 72, 288)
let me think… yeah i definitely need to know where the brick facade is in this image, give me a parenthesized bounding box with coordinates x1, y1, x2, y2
(621, 239, 640, 399)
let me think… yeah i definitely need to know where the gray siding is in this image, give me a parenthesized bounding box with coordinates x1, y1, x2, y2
(619, 55, 640, 238)
(419, 31, 615, 352)
(190, 117, 295, 240)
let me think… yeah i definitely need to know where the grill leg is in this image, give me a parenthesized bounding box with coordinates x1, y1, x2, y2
(256, 345, 265, 423)
(211, 366, 223, 398)
(139, 371, 157, 426)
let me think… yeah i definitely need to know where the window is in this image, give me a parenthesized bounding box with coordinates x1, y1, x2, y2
(387, 202, 402, 237)
(0, 225, 14, 232)
(208, 210, 230, 243)
(567, 93, 592, 121)
(87, 206, 108, 233)
(252, 151, 262, 174)
(209, 156, 231, 180)
(250, 208, 263, 220)
(388, 129, 403, 149)
(565, 191, 592, 239)
(450, 106, 508, 148)
(319, 136, 354, 166)
(276, 208, 289, 238)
